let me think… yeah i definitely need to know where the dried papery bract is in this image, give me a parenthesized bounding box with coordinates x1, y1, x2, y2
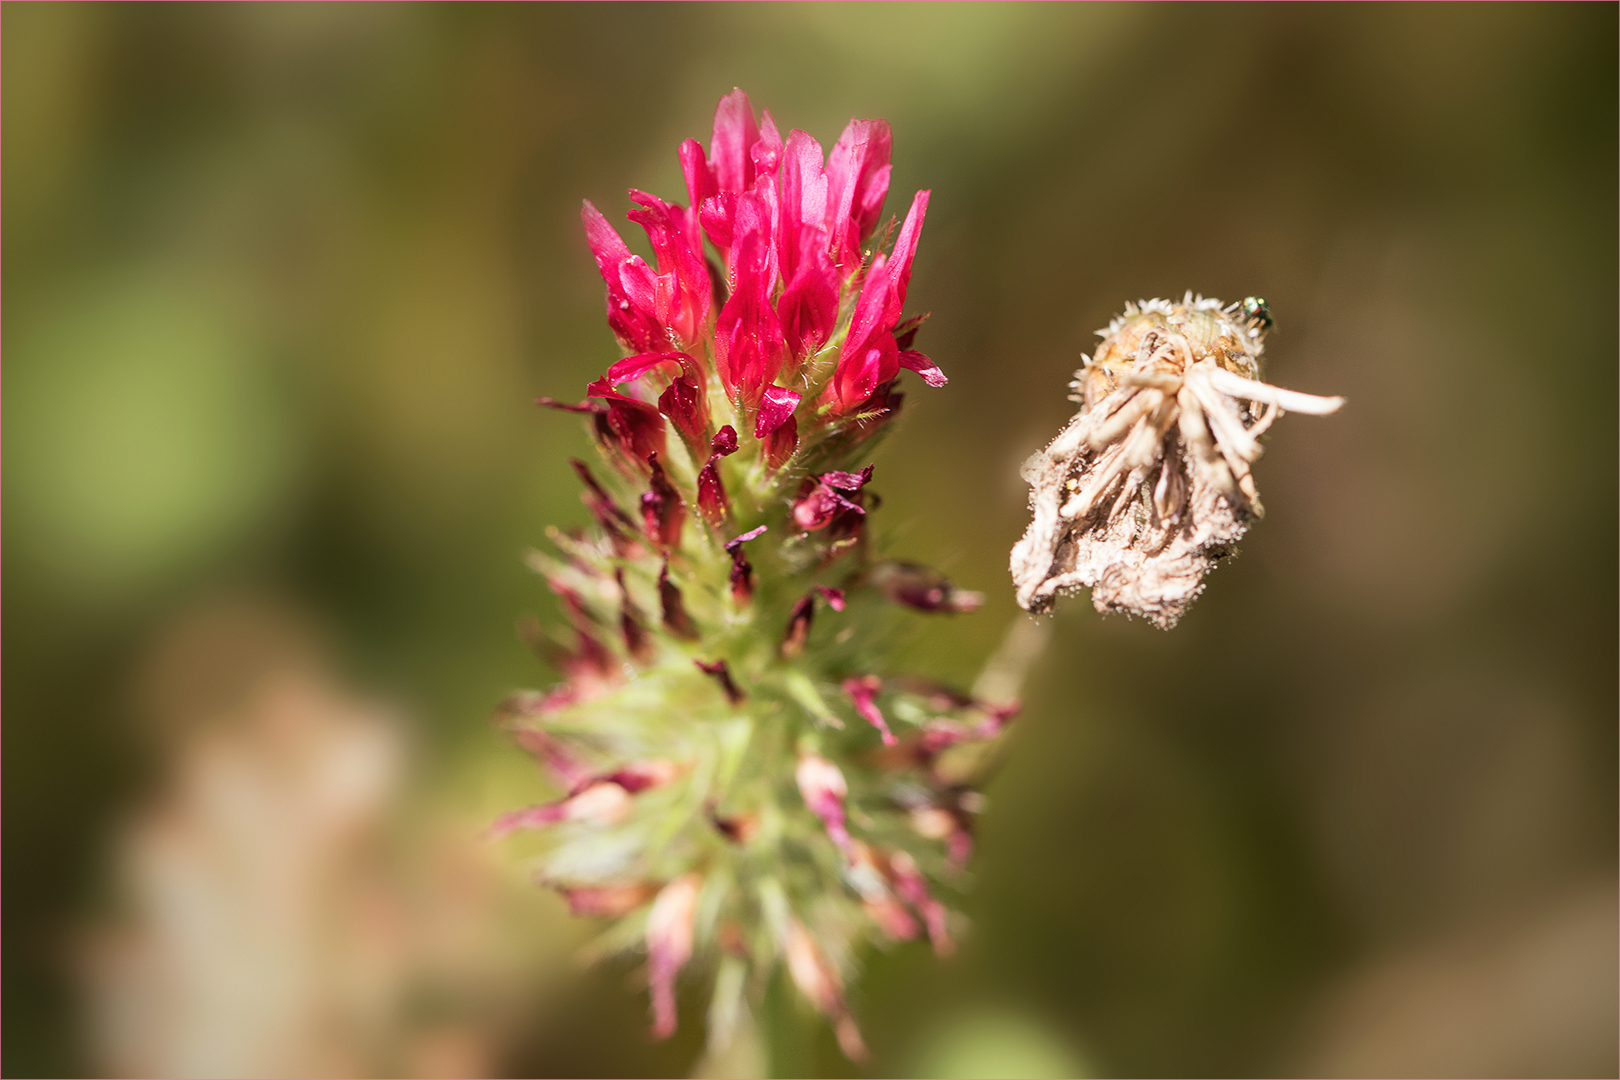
(499, 89, 1009, 1062)
(1011, 294, 1344, 628)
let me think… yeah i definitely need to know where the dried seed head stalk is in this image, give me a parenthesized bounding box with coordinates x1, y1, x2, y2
(499, 89, 1005, 1063)
(1011, 294, 1343, 628)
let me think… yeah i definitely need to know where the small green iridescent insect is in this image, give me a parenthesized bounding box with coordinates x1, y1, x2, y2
(1240, 296, 1273, 333)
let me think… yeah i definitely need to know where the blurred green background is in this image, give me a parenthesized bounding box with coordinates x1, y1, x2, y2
(5, 3, 1616, 1077)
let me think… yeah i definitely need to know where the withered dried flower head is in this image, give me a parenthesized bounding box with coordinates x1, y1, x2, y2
(1011, 294, 1343, 628)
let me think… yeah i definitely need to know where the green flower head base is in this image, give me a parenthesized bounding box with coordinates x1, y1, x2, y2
(501, 88, 1004, 1061)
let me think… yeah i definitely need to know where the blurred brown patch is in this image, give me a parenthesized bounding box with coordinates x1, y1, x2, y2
(81, 594, 556, 1078)
(1290, 877, 1618, 1078)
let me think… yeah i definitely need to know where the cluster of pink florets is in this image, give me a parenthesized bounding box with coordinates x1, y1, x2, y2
(549, 87, 944, 490)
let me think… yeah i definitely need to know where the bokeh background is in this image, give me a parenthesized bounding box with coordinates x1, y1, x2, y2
(5, 4, 1616, 1077)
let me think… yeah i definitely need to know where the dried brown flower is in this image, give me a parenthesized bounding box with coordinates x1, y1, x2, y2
(1011, 295, 1343, 628)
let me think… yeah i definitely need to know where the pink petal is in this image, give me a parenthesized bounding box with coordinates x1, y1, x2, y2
(779, 130, 828, 279)
(641, 453, 685, 548)
(585, 377, 653, 408)
(781, 582, 847, 656)
(870, 559, 980, 612)
(679, 137, 714, 211)
(710, 88, 759, 194)
(618, 568, 652, 660)
(627, 190, 677, 265)
(752, 109, 783, 179)
(790, 482, 863, 532)
(830, 339, 898, 415)
(585, 380, 668, 472)
(827, 252, 900, 411)
(657, 376, 709, 459)
(606, 351, 687, 385)
(714, 228, 785, 405)
(898, 349, 947, 388)
(646, 874, 702, 1040)
(727, 190, 778, 290)
(604, 758, 682, 793)
(849, 121, 893, 244)
(581, 199, 632, 269)
(513, 727, 595, 792)
(764, 412, 798, 472)
(570, 458, 642, 555)
(536, 396, 605, 414)
(617, 255, 659, 320)
(778, 237, 839, 363)
(699, 192, 736, 254)
(783, 923, 868, 1061)
(628, 191, 713, 345)
(725, 526, 766, 603)
(825, 119, 893, 267)
(755, 385, 802, 438)
(822, 127, 862, 266)
(696, 456, 729, 526)
(583, 201, 662, 351)
(814, 585, 846, 611)
(866, 896, 920, 942)
(795, 754, 851, 851)
(710, 424, 739, 456)
(840, 252, 892, 361)
(563, 884, 655, 919)
(843, 675, 896, 746)
(890, 851, 953, 956)
(658, 557, 698, 639)
(486, 801, 568, 840)
(820, 465, 874, 492)
(885, 189, 930, 318)
(694, 658, 744, 705)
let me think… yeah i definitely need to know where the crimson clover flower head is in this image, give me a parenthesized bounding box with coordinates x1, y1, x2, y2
(572, 87, 942, 464)
(505, 89, 1002, 1063)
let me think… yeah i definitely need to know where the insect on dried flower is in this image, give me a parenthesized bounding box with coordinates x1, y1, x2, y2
(1011, 294, 1343, 628)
